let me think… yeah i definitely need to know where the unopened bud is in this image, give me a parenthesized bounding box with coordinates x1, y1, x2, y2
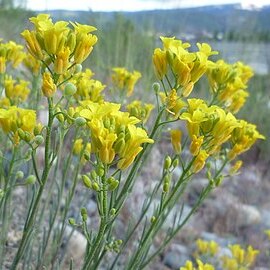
(24, 131, 31, 143)
(92, 182, 100, 191)
(64, 82, 77, 96)
(82, 175, 92, 188)
(96, 165, 105, 177)
(110, 208, 116, 216)
(172, 159, 178, 168)
(68, 218, 76, 225)
(108, 179, 119, 191)
(16, 171, 24, 180)
(163, 182, 169, 193)
(216, 175, 223, 187)
(75, 117, 86, 127)
(25, 175, 36, 185)
(80, 207, 88, 222)
(74, 64, 82, 73)
(18, 128, 25, 140)
(34, 135, 44, 146)
(164, 156, 172, 170)
(152, 82, 160, 93)
(151, 216, 156, 223)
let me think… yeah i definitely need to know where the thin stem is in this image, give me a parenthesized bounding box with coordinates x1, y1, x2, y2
(11, 98, 54, 269)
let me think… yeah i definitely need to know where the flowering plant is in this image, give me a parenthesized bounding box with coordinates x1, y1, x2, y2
(0, 14, 264, 270)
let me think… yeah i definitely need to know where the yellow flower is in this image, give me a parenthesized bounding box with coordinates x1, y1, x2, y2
(228, 120, 265, 160)
(42, 72, 57, 97)
(0, 106, 37, 143)
(77, 101, 153, 169)
(153, 48, 167, 79)
(54, 47, 71, 74)
(0, 56, 6, 73)
(170, 129, 182, 154)
(190, 135, 204, 156)
(229, 160, 243, 174)
(21, 30, 43, 59)
(112, 67, 141, 97)
(74, 33, 98, 64)
(196, 239, 219, 257)
(192, 150, 209, 173)
(4, 76, 30, 104)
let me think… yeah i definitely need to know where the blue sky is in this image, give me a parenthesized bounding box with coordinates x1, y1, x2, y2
(27, 0, 270, 11)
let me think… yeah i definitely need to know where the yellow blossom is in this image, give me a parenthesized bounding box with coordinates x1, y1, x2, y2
(190, 135, 204, 156)
(170, 129, 182, 154)
(42, 72, 57, 97)
(192, 150, 209, 173)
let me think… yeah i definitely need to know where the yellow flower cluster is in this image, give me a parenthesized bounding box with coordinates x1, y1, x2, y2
(195, 239, 219, 257)
(4, 75, 30, 104)
(228, 120, 265, 160)
(69, 68, 106, 102)
(179, 98, 264, 171)
(0, 106, 37, 143)
(222, 244, 259, 270)
(126, 100, 154, 124)
(207, 60, 254, 113)
(112, 67, 141, 97)
(0, 40, 25, 73)
(180, 259, 215, 270)
(77, 101, 154, 169)
(21, 14, 98, 74)
(153, 37, 218, 97)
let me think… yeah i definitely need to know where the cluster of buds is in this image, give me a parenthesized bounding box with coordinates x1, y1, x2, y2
(126, 100, 154, 124)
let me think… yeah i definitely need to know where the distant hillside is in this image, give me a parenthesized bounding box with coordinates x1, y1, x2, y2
(46, 4, 270, 41)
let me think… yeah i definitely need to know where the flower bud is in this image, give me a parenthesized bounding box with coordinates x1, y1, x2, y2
(96, 165, 105, 177)
(34, 135, 44, 146)
(164, 156, 172, 170)
(151, 216, 156, 223)
(80, 207, 88, 222)
(172, 158, 179, 168)
(42, 72, 57, 98)
(24, 131, 31, 143)
(68, 218, 76, 225)
(74, 64, 82, 73)
(75, 117, 86, 127)
(25, 175, 36, 185)
(152, 82, 160, 93)
(18, 128, 25, 140)
(82, 175, 92, 189)
(108, 179, 119, 191)
(92, 182, 100, 191)
(64, 82, 77, 96)
(163, 182, 169, 193)
(110, 208, 116, 216)
(16, 171, 24, 180)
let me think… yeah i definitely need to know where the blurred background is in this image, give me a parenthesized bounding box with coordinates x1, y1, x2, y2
(1, 0, 270, 268)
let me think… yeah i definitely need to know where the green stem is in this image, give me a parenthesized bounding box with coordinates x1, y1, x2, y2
(83, 172, 108, 270)
(11, 98, 54, 269)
